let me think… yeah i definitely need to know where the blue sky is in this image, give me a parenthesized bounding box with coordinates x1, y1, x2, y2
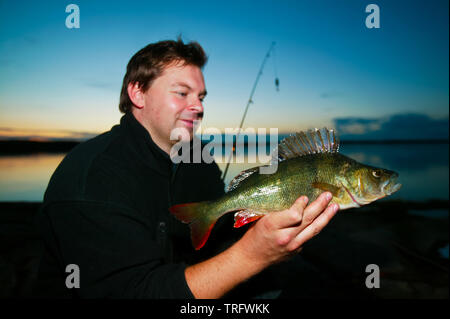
(0, 0, 448, 139)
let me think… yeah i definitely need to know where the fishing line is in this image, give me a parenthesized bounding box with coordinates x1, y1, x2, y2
(221, 41, 279, 182)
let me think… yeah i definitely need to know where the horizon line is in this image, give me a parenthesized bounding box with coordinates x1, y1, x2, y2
(0, 138, 448, 155)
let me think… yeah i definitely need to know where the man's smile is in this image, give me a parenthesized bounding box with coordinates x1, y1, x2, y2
(180, 119, 194, 128)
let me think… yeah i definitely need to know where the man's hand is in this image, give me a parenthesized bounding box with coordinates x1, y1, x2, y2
(235, 192, 339, 269)
(185, 192, 339, 298)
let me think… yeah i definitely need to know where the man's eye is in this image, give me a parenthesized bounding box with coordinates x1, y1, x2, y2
(177, 92, 187, 97)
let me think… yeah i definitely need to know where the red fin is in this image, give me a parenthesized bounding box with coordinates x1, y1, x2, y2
(233, 210, 264, 228)
(190, 219, 217, 250)
(169, 203, 202, 224)
(169, 202, 217, 250)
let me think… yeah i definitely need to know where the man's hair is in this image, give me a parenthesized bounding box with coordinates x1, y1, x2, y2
(119, 38, 208, 113)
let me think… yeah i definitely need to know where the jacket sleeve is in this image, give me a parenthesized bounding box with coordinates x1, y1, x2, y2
(35, 200, 194, 299)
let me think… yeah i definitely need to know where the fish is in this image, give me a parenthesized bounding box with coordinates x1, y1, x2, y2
(169, 128, 402, 250)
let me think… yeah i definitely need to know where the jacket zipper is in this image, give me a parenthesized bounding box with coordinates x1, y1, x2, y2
(158, 163, 179, 262)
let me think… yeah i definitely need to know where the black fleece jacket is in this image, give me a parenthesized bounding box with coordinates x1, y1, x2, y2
(33, 112, 237, 298)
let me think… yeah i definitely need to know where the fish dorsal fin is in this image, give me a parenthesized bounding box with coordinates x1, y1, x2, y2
(227, 166, 259, 192)
(276, 128, 340, 161)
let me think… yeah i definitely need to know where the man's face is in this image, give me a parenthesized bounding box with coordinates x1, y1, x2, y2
(133, 62, 206, 148)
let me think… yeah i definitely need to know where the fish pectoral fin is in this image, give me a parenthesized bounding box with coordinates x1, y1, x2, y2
(227, 167, 259, 192)
(233, 210, 265, 228)
(311, 182, 341, 197)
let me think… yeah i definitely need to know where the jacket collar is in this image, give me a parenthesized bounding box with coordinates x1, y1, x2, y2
(120, 112, 173, 176)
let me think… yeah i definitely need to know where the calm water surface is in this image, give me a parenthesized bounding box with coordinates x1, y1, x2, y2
(0, 144, 448, 202)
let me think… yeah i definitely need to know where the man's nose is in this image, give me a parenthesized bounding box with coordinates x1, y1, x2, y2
(188, 98, 204, 116)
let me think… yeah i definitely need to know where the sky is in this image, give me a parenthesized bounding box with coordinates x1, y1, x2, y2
(0, 0, 448, 140)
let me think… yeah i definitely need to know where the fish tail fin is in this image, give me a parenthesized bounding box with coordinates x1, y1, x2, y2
(169, 201, 219, 250)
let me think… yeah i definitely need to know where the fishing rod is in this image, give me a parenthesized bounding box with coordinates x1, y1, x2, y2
(221, 41, 279, 181)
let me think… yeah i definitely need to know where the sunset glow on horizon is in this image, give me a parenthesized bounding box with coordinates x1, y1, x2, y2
(0, 0, 448, 141)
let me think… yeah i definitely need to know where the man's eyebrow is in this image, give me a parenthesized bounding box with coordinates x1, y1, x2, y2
(173, 82, 191, 89)
(172, 82, 207, 96)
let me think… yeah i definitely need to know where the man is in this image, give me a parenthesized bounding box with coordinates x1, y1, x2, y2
(34, 39, 339, 298)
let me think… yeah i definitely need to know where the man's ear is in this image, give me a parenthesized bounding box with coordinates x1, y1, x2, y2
(127, 82, 145, 109)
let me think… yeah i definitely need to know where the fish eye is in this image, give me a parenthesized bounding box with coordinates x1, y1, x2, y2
(372, 170, 381, 178)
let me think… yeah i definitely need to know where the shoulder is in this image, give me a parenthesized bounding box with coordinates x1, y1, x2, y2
(44, 125, 132, 202)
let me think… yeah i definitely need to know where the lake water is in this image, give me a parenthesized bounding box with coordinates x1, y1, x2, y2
(0, 143, 448, 202)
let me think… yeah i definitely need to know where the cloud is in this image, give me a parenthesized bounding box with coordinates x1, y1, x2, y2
(333, 113, 449, 141)
(335, 118, 381, 135)
(83, 78, 118, 91)
(319, 92, 343, 99)
(23, 36, 38, 45)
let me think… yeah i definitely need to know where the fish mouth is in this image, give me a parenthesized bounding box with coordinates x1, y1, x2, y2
(381, 174, 402, 196)
(384, 182, 402, 195)
(342, 185, 362, 207)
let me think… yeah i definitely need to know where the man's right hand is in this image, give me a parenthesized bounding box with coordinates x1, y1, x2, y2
(234, 192, 339, 269)
(184, 192, 339, 298)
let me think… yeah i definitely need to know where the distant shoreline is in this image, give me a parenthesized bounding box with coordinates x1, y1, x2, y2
(1, 139, 448, 155)
(0, 140, 79, 154)
(0, 198, 448, 209)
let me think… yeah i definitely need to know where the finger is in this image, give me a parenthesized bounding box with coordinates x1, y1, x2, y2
(270, 196, 309, 229)
(286, 245, 303, 258)
(301, 192, 333, 226)
(287, 203, 339, 251)
(282, 192, 333, 239)
(292, 246, 303, 255)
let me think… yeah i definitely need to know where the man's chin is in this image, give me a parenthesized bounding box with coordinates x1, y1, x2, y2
(179, 133, 194, 143)
(170, 126, 194, 143)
